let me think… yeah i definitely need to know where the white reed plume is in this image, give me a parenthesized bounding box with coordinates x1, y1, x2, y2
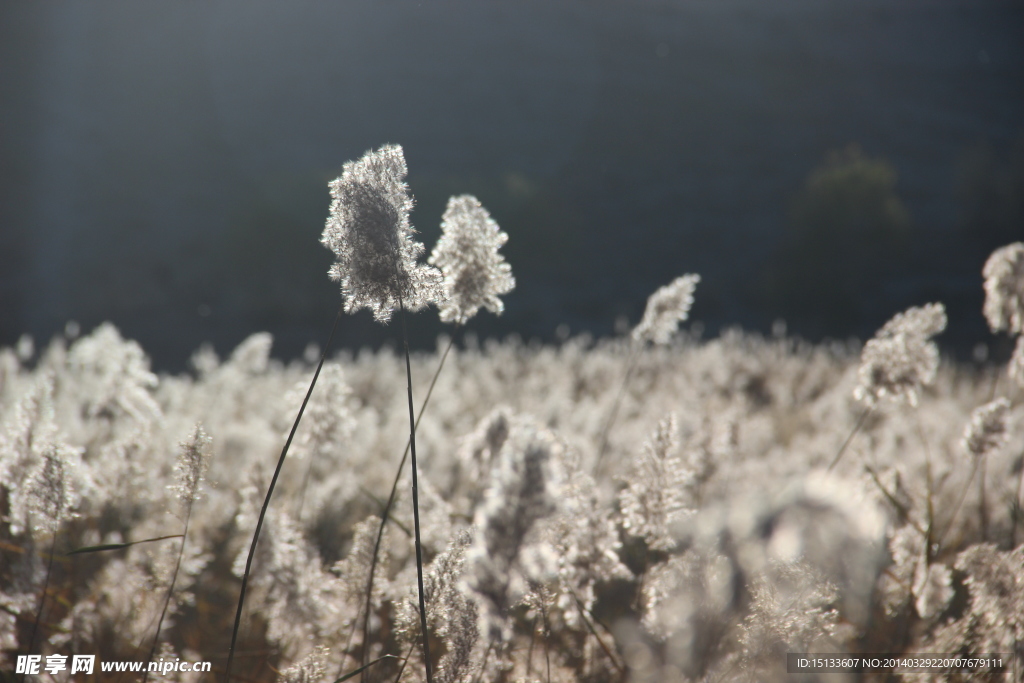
(321, 144, 442, 322)
(465, 419, 564, 643)
(961, 398, 1012, 459)
(170, 424, 211, 513)
(429, 194, 515, 326)
(619, 414, 693, 551)
(26, 442, 79, 534)
(597, 274, 700, 467)
(279, 646, 330, 683)
(631, 274, 701, 346)
(144, 424, 212, 682)
(982, 242, 1024, 335)
(854, 302, 947, 407)
(23, 440, 80, 669)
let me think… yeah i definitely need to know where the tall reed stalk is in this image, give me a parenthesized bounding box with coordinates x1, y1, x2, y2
(318, 145, 445, 683)
(225, 304, 343, 683)
(142, 425, 210, 683)
(597, 274, 699, 471)
(399, 298, 433, 683)
(353, 332, 455, 679)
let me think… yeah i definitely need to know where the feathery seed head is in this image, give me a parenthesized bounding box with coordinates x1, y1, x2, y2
(27, 442, 80, 534)
(332, 514, 392, 608)
(321, 144, 443, 322)
(456, 405, 514, 504)
(948, 543, 1024, 655)
(68, 323, 161, 423)
(632, 274, 701, 345)
(227, 332, 273, 375)
(396, 529, 478, 664)
(429, 195, 515, 325)
(172, 424, 212, 511)
(619, 414, 692, 551)
(876, 302, 947, 340)
(465, 419, 564, 643)
(853, 302, 946, 407)
(982, 242, 1024, 335)
(961, 398, 1012, 458)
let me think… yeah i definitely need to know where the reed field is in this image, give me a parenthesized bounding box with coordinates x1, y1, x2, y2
(1, 146, 1022, 682)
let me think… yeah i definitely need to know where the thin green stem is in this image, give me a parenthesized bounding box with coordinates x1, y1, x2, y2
(526, 616, 537, 676)
(827, 404, 873, 472)
(863, 464, 926, 537)
(937, 458, 980, 553)
(66, 534, 184, 555)
(294, 451, 317, 524)
(23, 531, 58, 683)
(569, 588, 625, 676)
(332, 655, 399, 683)
(921, 423, 936, 563)
(225, 302, 344, 683)
(595, 341, 642, 470)
(398, 298, 433, 683)
(391, 648, 411, 683)
(354, 332, 455, 678)
(978, 453, 989, 542)
(541, 599, 551, 683)
(142, 505, 194, 683)
(471, 641, 493, 683)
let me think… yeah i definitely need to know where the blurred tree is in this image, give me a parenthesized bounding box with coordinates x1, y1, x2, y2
(772, 145, 912, 336)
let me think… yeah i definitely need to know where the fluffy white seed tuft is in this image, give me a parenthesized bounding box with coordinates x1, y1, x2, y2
(632, 274, 701, 345)
(982, 242, 1024, 335)
(619, 414, 693, 551)
(171, 424, 212, 512)
(321, 144, 443, 322)
(429, 195, 515, 326)
(854, 302, 947, 407)
(26, 442, 80, 534)
(961, 397, 1012, 459)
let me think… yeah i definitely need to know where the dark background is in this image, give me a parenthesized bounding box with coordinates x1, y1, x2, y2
(2, 0, 1022, 371)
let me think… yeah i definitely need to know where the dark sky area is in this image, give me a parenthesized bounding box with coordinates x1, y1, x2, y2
(1, 0, 1022, 371)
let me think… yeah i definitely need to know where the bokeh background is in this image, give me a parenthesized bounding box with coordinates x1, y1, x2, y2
(2, 0, 1022, 371)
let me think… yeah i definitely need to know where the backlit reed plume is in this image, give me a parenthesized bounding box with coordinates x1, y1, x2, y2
(226, 144, 441, 681)
(854, 302, 947, 408)
(982, 242, 1024, 336)
(955, 398, 1013, 543)
(831, 302, 947, 471)
(619, 414, 692, 552)
(321, 144, 443, 322)
(631, 274, 701, 346)
(429, 194, 515, 326)
(465, 420, 564, 645)
(962, 398, 1012, 460)
(597, 274, 700, 467)
(24, 441, 78, 675)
